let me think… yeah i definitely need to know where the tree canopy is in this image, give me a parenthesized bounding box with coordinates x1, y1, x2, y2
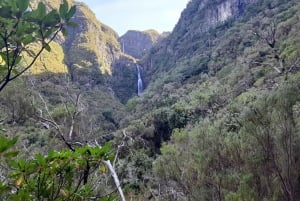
(0, 0, 76, 91)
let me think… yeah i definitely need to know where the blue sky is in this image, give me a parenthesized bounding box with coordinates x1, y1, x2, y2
(77, 0, 189, 36)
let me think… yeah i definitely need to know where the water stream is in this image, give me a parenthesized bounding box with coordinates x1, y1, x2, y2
(137, 65, 143, 96)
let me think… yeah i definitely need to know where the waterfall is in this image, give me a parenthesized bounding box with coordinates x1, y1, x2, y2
(137, 65, 143, 96)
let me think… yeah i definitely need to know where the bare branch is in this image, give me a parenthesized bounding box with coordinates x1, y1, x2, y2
(28, 76, 75, 151)
(102, 160, 126, 201)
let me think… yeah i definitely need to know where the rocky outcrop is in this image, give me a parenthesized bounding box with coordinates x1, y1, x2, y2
(29, 0, 141, 102)
(174, 0, 258, 38)
(30, 0, 124, 84)
(141, 0, 259, 83)
(119, 30, 162, 59)
(64, 2, 122, 82)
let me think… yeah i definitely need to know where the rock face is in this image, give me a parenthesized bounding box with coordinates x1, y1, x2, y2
(30, 0, 125, 84)
(141, 0, 259, 83)
(174, 0, 258, 38)
(63, 2, 122, 84)
(168, 0, 259, 54)
(119, 30, 161, 59)
(29, 0, 143, 103)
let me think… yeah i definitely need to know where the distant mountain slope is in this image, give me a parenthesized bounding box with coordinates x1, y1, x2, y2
(64, 2, 121, 75)
(114, 0, 300, 199)
(0, 0, 139, 155)
(119, 29, 162, 59)
(28, 0, 122, 79)
(120, 0, 300, 165)
(5, 0, 138, 143)
(27, 0, 142, 103)
(142, 0, 260, 83)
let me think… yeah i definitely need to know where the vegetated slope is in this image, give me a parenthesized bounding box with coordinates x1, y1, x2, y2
(24, 42, 68, 74)
(123, 0, 300, 146)
(28, 0, 140, 99)
(42, 0, 141, 103)
(0, 0, 140, 155)
(64, 1, 121, 79)
(115, 0, 300, 199)
(27, 0, 122, 78)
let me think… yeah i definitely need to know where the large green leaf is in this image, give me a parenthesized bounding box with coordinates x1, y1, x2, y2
(0, 7, 13, 19)
(37, 2, 46, 19)
(13, 55, 22, 66)
(0, 136, 18, 154)
(6, 1, 18, 14)
(3, 151, 19, 158)
(35, 153, 46, 165)
(16, 0, 29, 13)
(43, 10, 60, 27)
(22, 35, 35, 46)
(44, 43, 51, 52)
(66, 5, 76, 21)
(59, 0, 69, 19)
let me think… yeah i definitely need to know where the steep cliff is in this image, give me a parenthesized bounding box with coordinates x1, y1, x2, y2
(110, 55, 138, 103)
(27, 0, 139, 103)
(142, 0, 259, 83)
(174, 0, 258, 37)
(133, 0, 299, 122)
(28, 0, 123, 79)
(63, 2, 122, 83)
(119, 30, 162, 59)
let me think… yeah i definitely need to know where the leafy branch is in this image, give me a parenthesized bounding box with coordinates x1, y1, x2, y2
(0, 0, 77, 92)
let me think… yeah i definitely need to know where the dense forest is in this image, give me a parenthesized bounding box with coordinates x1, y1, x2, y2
(1, 0, 300, 200)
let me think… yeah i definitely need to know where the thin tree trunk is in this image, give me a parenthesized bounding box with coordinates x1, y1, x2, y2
(103, 160, 126, 201)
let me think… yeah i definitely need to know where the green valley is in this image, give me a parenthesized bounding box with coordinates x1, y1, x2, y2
(1, 0, 300, 200)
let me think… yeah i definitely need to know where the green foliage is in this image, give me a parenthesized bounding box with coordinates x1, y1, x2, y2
(111, 58, 137, 104)
(0, 79, 36, 124)
(225, 174, 258, 201)
(24, 42, 68, 74)
(0, 135, 19, 157)
(125, 98, 138, 112)
(0, 134, 115, 200)
(280, 38, 300, 61)
(153, 79, 300, 201)
(117, 149, 153, 195)
(1, 0, 300, 200)
(0, 0, 76, 91)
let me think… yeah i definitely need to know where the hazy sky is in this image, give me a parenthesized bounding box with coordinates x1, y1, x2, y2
(78, 0, 189, 36)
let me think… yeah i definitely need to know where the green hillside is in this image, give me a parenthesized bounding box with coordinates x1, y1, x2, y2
(1, 0, 300, 200)
(116, 0, 300, 200)
(64, 1, 121, 76)
(0, 0, 131, 154)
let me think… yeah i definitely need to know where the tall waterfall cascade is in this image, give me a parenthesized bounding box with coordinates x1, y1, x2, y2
(137, 65, 143, 96)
